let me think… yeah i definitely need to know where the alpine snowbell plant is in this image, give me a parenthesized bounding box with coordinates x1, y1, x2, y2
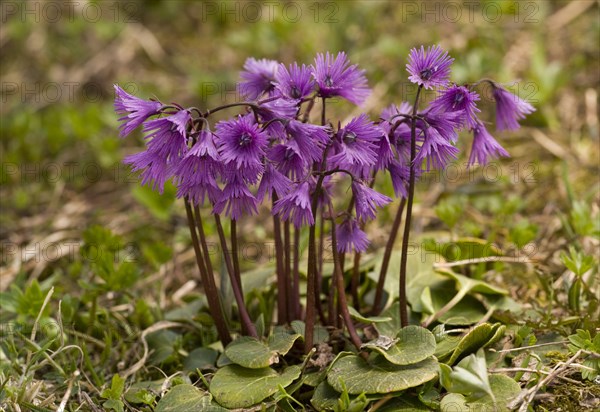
(115, 46, 534, 353)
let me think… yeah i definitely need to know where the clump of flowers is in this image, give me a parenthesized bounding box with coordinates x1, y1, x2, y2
(115, 45, 534, 351)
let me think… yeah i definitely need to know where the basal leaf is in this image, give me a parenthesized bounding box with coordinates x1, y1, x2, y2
(155, 384, 226, 412)
(210, 365, 301, 409)
(363, 326, 436, 366)
(268, 328, 302, 356)
(327, 355, 438, 395)
(225, 337, 279, 369)
(183, 347, 219, 372)
(348, 306, 392, 323)
(311, 381, 340, 411)
(447, 323, 495, 365)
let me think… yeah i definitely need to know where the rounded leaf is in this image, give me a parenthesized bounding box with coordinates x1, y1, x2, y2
(225, 337, 278, 369)
(363, 326, 436, 365)
(155, 384, 226, 412)
(327, 355, 438, 395)
(210, 365, 301, 409)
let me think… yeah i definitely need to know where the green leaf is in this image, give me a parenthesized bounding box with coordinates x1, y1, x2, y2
(348, 306, 392, 323)
(155, 384, 226, 412)
(441, 272, 508, 296)
(102, 399, 124, 412)
(311, 381, 340, 411)
(183, 348, 219, 372)
(101, 374, 125, 400)
(440, 349, 493, 400)
(146, 330, 180, 365)
(268, 328, 302, 356)
(440, 375, 521, 411)
(291, 320, 329, 345)
(430, 283, 487, 325)
(483, 324, 506, 349)
(124, 380, 164, 405)
(368, 246, 446, 309)
(132, 181, 176, 221)
(434, 197, 465, 230)
(446, 323, 500, 365)
(225, 337, 279, 369)
(362, 326, 436, 366)
(327, 355, 438, 395)
(374, 302, 403, 338)
(561, 246, 596, 277)
(210, 365, 301, 409)
(509, 219, 538, 249)
(241, 265, 277, 294)
(423, 237, 501, 262)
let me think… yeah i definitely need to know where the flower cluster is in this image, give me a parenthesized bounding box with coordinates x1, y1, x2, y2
(115, 46, 535, 253)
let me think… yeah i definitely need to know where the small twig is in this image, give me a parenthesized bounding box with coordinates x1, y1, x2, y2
(433, 256, 535, 269)
(121, 321, 185, 378)
(489, 368, 580, 384)
(493, 341, 568, 353)
(368, 394, 394, 411)
(57, 370, 80, 412)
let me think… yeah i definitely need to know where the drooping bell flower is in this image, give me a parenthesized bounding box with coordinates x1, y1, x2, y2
(272, 181, 314, 228)
(352, 181, 391, 222)
(114, 84, 162, 138)
(492, 85, 536, 131)
(335, 217, 370, 253)
(468, 121, 509, 166)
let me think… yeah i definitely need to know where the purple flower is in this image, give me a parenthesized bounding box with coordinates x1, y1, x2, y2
(256, 97, 299, 122)
(312, 52, 370, 105)
(414, 107, 462, 170)
(352, 182, 391, 222)
(286, 120, 329, 162)
(173, 132, 222, 205)
(124, 110, 191, 193)
(114, 84, 162, 138)
(257, 164, 291, 202)
(274, 63, 315, 101)
(124, 151, 170, 193)
(269, 140, 307, 179)
(190, 130, 220, 160)
(330, 114, 380, 172)
(336, 217, 369, 253)
(406, 45, 453, 90)
(272, 181, 314, 228)
(414, 127, 459, 171)
(143, 110, 191, 158)
(468, 122, 509, 166)
(215, 115, 267, 173)
(387, 160, 410, 198)
(375, 133, 394, 170)
(380, 102, 413, 123)
(492, 86, 536, 131)
(431, 85, 481, 129)
(238, 58, 279, 100)
(380, 103, 414, 162)
(213, 175, 258, 220)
